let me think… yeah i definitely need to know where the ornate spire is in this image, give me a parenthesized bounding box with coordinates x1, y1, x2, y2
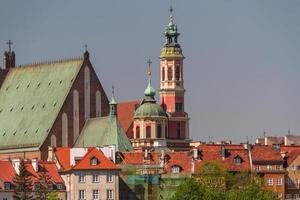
(110, 86, 117, 117)
(6, 40, 13, 52)
(144, 59, 156, 98)
(164, 7, 180, 45)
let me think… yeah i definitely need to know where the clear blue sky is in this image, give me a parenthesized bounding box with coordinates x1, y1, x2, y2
(1, 0, 299, 143)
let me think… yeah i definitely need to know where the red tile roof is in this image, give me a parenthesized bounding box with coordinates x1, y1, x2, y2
(72, 148, 117, 170)
(0, 161, 16, 183)
(54, 147, 71, 170)
(196, 144, 251, 172)
(117, 100, 140, 134)
(251, 145, 283, 163)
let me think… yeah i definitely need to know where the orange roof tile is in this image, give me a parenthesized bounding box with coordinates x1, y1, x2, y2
(0, 161, 16, 183)
(72, 148, 118, 170)
(117, 100, 140, 133)
(251, 145, 283, 163)
(54, 147, 71, 169)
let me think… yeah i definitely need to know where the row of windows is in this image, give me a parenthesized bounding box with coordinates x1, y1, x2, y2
(286, 193, 300, 199)
(79, 173, 113, 183)
(79, 189, 113, 200)
(3, 182, 63, 191)
(255, 165, 281, 171)
(135, 125, 165, 139)
(267, 177, 282, 186)
(162, 66, 181, 81)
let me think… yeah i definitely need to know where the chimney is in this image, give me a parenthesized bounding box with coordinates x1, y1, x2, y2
(160, 150, 165, 167)
(47, 146, 54, 161)
(221, 146, 226, 161)
(193, 149, 199, 160)
(144, 149, 150, 161)
(4, 51, 15, 69)
(11, 158, 20, 175)
(32, 158, 38, 172)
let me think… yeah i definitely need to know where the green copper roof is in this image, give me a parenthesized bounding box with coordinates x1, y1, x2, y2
(74, 116, 133, 152)
(144, 80, 156, 97)
(0, 59, 83, 151)
(134, 101, 166, 118)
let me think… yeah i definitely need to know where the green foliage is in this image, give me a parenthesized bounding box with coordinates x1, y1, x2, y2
(13, 160, 34, 200)
(47, 192, 59, 200)
(35, 170, 50, 200)
(171, 161, 277, 200)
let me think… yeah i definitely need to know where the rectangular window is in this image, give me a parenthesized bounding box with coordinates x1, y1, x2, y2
(267, 178, 273, 186)
(56, 184, 62, 190)
(175, 65, 180, 80)
(93, 190, 99, 200)
(276, 165, 281, 170)
(255, 165, 260, 171)
(168, 67, 173, 81)
(176, 122, 181, 139)
(79, 173, 85, 183)
(107, 173, 113, 183)
(107, 189, 113, 200)
(277, 177, 282, 185)
(92, 174, 99, 183)
(4, 182, 11, 190)
(175, 103, 183, 112)
(79, 190, 85, 200)
(267, 165, 272, 170)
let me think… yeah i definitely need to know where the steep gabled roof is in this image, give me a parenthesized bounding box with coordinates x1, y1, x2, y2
(251, 145, 283, 164)
(54, 147, 71, 170)
(0, 58, 83, 151)
(72, 148, 117, 170)
(74, 116, 133, 152)
(117, 100, 139, 133)
(0, 161, 16, 183)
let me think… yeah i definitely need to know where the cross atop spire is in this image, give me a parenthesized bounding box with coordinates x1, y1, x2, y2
(84, 44, 88, 52)
(147, 58, 152, 77)
(169, 6, 174, 24)
(6, 40, 13, 52)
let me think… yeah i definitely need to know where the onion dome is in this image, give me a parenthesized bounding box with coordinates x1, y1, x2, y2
(134, 59, 167, 118)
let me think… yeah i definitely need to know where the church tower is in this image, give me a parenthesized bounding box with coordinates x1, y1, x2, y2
(159, 8, 190, 146)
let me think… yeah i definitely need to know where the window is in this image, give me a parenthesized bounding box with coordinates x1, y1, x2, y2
(107, 172, 113, 183)
(92, 174, 99, 182)
(276, 165, 281, 170)
(291, 165, 296, 171)
(136, 126, 140, 139)
(79, 173, 85, 183)
(267, 165, 272, 170)
(107, 189, 113, 200)
(176, 122, 180, 139)
(233, 156, 242, 165)
(79, 190, 85, 200)
(47, 184, 53, 190)
(56, 184, 62, 190)
(90, 157, 99, 166)
(4, 182, 11, 190)
(146, 126, 151, 139)
(93, 190, 99, 200)
(168, 67, 172, 80)
(175, 65, 180, 80)
(172, 165, 181, 174)
(175, 103, 183, 112)
(277, 177, 282, 185)
(267, 178, 273, 186)
(157, 125, 162, 138)
(162, 67, 165, 80)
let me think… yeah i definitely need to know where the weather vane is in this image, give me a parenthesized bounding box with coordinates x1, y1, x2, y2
(112, 85, 115, 96)
(84, 44, 88, 52)
(147, 58, 152, 77)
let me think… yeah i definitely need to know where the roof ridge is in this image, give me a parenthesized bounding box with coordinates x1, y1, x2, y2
(18, 56, 83, 68)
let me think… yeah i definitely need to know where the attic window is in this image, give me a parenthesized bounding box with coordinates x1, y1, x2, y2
(0, 109, 3, 113)
(13, 131, 17, 135)
(3, 131, 6, 136)
(35, 128, 39, 133)
(234, 156, 242, 165)
(16, 85, 20, 89)
(90, 157, 99, 166)
(48, 81, 51, 86)
(21, 106, 24, 111)
(27, 83, 30, 88)
(4, 182, 11, 190)
(37, 83, 41, 88)
(10, 107, 14, 112)
(172, 165, 181, 174)
(24, 130, 28, 134)
(59, 80, 63, 84)
(42, 104, 46, 109)
(70, 78, 74, 82)
(31, 105, 35, 110)
(46, 128, 50, 132)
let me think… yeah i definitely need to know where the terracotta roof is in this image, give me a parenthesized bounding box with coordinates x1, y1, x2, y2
(54, 147, 71, 169)
(117, 100, 140, 133)
(196, 144, 251, 171)
(72, 148, 117, 170)
(251, 145, 283, 163)
(0, 161, 16, 183)
(41, 162, 64, 183)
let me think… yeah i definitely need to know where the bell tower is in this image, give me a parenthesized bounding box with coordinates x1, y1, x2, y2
(159, 8, 190, 143)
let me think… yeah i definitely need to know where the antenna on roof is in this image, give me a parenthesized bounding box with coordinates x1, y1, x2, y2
(288, 129, 291, 136)
(263, 131, 266, 138)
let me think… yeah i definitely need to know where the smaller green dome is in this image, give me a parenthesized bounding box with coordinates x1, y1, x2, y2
(134, 102, 166, 118)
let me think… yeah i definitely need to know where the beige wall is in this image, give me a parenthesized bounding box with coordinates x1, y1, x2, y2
(62, 170, 119, 200)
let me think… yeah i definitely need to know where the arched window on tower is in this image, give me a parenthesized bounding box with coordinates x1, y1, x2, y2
(51, 134, 57, 147)
(136, 126, 140, 139)
(157, 125, 162, 138)
(168, 67, 173, 81)
(162, 67, 165, 81)
(146, 126, 151, 139)
(175, 65, 180, 81)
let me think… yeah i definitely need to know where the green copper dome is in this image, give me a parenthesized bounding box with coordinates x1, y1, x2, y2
(144, 81, 156, 97)
(134, 101, 167, 118)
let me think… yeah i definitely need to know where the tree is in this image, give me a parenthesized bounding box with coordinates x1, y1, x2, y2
(47, 192, 59, 200)
(13, 160, 34, 200)
(35, 170, 50, 200)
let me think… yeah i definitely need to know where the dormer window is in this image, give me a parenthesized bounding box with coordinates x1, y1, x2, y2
(233, 156, 242, 165)
(4, 182, 11, 190)
(172, 165, 181, 174)
(90, 157, 99, 166)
